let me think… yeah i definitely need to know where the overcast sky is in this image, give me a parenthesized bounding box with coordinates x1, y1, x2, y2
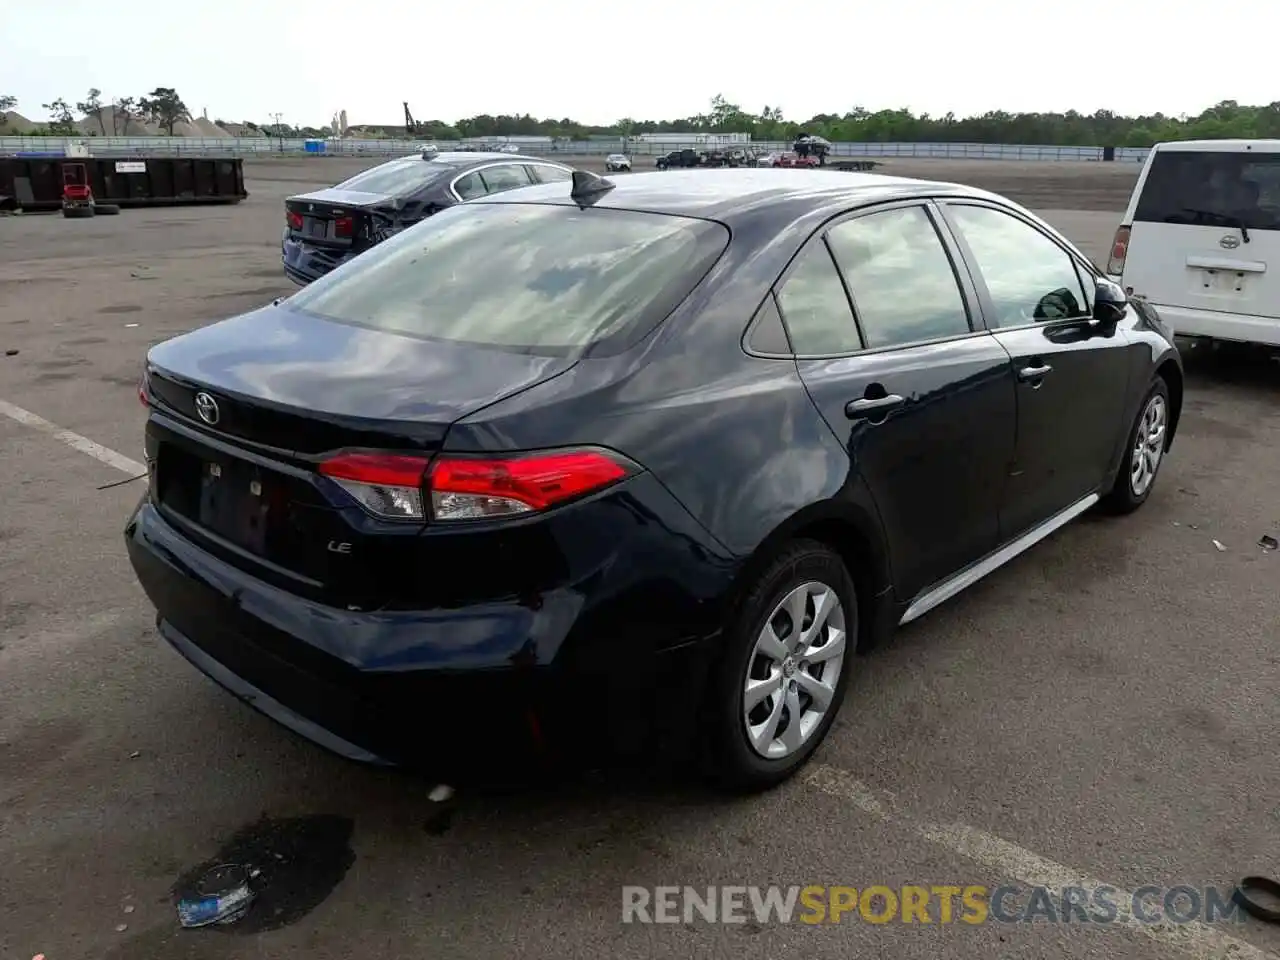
(2, 0, 1271, 127)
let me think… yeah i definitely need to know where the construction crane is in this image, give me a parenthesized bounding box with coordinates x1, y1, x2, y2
(403, 102, 420, 136)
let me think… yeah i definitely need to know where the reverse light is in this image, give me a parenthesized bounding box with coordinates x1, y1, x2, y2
(286, 210, 304, 231)
(317, 448, 633, 522)
(1106, 225, 1130, 277)
(320, 453, 429, 520)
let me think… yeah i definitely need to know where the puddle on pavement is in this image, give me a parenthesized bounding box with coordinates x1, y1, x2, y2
(169, 814, 356, 935)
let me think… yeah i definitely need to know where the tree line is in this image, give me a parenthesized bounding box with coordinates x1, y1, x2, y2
(0, 88, 192, 136)
(4, 92, 1280, 147)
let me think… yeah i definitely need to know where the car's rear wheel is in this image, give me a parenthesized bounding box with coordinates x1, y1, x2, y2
(1101, 377, 1170, 514)
(702, 540, 856, 792)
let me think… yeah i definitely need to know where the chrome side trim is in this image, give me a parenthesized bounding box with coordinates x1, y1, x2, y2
(898, 492, 1100, 625)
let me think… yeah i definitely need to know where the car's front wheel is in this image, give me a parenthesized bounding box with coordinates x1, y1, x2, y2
(1101, 377, 1171, 514)
(702, 540, 856, 792)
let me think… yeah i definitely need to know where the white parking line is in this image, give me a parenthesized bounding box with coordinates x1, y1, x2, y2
(0, 398, 143, 476)
(806, 765, 1278, 960)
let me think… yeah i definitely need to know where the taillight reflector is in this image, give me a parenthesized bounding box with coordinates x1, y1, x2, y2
(286, 210, 304, 231)
(138, 370, 149, 407)
(317, 448, 632, 522)
(334, 216, 354, 238)
(1107, 225, 1130, 276)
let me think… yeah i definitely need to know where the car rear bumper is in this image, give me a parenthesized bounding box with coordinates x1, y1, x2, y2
(281, 235, 355, 286)
(1153, 303, 1280, 347)
(124, 489, 732, 777)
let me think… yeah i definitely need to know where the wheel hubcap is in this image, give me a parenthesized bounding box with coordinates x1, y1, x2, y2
(742, 581, 847, 760)
(1130, 394, 1167, 497)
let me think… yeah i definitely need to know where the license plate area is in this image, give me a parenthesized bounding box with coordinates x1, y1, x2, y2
(1188, 266, 1257, 302)
(159, 448, 282, 556)
(306, 217, 330, 239)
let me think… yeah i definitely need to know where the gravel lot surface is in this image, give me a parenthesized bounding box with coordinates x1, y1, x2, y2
(1, 156, 1277, 960)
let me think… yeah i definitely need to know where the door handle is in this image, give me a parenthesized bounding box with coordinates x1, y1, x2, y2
(1018, 363, 1053, 382)
(845, 394, 905, 419)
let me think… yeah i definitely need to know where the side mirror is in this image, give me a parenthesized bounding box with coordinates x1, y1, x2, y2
(1093, 277, 1128, 326)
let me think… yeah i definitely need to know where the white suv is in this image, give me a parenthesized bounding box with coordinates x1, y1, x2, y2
(605, 153, 632, 172)
(1108, 139, 1280, 347)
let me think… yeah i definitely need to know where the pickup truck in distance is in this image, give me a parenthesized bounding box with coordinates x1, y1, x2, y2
(656, 149, 702, 170)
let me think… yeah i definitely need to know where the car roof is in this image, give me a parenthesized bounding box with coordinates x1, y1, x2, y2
(473, 168, 997, 225)
(1152, 139, 1280, 153)
(371, 151, 547, 172)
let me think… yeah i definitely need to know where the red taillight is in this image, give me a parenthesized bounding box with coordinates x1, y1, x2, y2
(286, 210, 304, 231)
(1106, 225, 1130, 276)
(317, 448, 632, 522)
(429, 450, 630, 520)
(334, 216, 354, 239)
(138, 370, 149, 407)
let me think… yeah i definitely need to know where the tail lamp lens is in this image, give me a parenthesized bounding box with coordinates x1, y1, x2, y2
(1106, 225, 1130, 276)
(318, 448, 632, 522)
(334, 216, 354, 238)
(286, 210, 304, 231)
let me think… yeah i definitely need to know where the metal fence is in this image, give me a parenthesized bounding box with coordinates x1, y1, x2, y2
(0, 135, 1154, 163)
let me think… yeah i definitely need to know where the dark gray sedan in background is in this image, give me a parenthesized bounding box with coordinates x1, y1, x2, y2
(281, 148, 573, 284)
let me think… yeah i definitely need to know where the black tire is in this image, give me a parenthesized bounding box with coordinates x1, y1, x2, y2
(1100, 376, 1171, 515)
(701, 539, 858, 793)
(62, 205, 94, 219)
(95, 203, 121, 215)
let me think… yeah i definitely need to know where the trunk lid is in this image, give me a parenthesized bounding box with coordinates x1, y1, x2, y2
(285, 187, 397, 252)
(144, 304, 577, 606)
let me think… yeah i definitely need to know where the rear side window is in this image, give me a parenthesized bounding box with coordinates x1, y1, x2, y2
(527, 164, 573, 184)
(286, 203, 729, 355)
(480, 165, 533, 193)
(827, 207, 971, 349)
(335, 159, 447, 196)
(1135, 150, 1280, 231)
(775, 243, 861, 355)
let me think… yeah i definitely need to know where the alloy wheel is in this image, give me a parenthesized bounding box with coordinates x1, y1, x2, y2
(1130, 393, 1167, 497)
(742, 581, 847, 760)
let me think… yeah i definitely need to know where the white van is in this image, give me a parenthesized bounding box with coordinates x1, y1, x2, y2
(1107, 139, 1280, 347)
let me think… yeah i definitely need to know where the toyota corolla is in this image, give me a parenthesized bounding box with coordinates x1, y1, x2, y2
(128, 168, 1182, 791)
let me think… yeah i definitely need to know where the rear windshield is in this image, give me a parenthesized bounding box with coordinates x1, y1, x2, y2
(334, 158, 450, 196)
(285, 202, 730, 356)
(1135, 150, 1280, 231)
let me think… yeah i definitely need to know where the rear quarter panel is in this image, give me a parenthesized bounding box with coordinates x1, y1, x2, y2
(443, 203, 889, 575)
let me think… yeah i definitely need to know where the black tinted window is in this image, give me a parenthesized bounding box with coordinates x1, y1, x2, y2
(1135, 150, 1280, 231)
(336, 159, 447, 196)
(827, 207, 970, 348)
(480, 165, 532, 193)
(947, 205, 1089, 328)
(286, 203, 729, 355)
(775, 243, 861, 355)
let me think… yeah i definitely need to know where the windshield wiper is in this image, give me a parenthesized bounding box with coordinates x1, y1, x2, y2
(1180, 207, 1250, 243)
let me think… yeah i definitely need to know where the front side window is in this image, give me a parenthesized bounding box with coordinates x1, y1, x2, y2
(947, 205, 1090, 328)
(286, 203, 729, 355)
(826, 206, 971, 349)
(775, 243, 861, 355)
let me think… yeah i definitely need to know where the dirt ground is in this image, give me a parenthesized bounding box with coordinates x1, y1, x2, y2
(1, 157, 1278, 960)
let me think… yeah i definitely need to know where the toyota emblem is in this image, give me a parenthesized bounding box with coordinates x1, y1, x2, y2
(1219, 234, 1241, 250)
(194, 392, 220, 425)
